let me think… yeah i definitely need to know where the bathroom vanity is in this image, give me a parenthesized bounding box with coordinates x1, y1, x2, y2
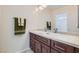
(30, 31, 79, 53)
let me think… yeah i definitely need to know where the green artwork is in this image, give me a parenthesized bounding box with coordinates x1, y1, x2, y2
(14, 17, 26, 35)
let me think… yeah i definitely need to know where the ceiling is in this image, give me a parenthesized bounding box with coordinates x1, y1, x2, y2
(47, 5, 65, 9)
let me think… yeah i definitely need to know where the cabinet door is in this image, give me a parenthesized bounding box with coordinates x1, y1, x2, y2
(34, 40, 41, 53)
(30, 33, 36, 52)
(41, 44, 50, 53)
(39, 36, 50, 46)
(74, 48, 79, 53)
(30, 39, 35, 52)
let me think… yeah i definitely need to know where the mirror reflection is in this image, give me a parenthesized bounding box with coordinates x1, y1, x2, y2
(43, 5, 79, 35)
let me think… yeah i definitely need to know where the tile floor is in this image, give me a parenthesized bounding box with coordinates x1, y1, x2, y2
(22, 49, 33, 53)
(26, 49, 33, 53)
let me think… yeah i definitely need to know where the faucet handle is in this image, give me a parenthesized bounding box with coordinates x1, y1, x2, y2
(54, 28, 58, 33)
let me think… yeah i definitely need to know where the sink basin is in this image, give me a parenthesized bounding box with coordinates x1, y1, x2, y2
(44, 32, 50, 34)
(35, 31, 50, 35)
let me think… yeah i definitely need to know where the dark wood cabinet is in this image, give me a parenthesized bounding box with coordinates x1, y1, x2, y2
(51, 40, 74, 53)
(30, 32, 79, 53)
(51, 48, 59, 53)
(41, 43, 50, 53)
(30, 33, 50, 53)
(34, 40, 41, 53)
(74, 48, 79, 53)
(38, 36, 50, 46)
(30, 39, 35, 52)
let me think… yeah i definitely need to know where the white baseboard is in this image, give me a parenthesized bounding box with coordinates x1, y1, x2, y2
(16, 48, 30, 53)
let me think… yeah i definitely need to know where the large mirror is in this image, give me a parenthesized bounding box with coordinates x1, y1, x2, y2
(46, 5, 79, 35)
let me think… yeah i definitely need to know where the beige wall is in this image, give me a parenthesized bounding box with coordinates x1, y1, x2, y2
(0, 6, 3, 50)
(0, 5, 50, 52)
(50, 5, 79, 33)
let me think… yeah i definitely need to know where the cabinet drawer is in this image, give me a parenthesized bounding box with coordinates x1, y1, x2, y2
(39, 36, 50, 46)
(54, 41, 66, 52)
(30, 33, 36, 39)
(30, 33, 50, 46)
(54, 41, 74, 53)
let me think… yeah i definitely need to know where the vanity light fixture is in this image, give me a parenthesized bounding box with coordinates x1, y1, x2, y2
(41, 5, 47, 8)
(35, 8, 39, 12)
(39, 6, 44, 10)
(34, 5, 47, 13)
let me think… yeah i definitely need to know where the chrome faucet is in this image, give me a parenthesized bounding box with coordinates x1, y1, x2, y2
(54, 28, 58, 33)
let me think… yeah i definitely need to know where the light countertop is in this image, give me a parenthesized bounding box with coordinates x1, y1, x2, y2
(30, 31, 79, 48)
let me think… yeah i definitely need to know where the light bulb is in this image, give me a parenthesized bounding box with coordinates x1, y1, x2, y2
(35, 8, 39, 12)
(39, 6, 44, 10)
(41, 5, 47, 8)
